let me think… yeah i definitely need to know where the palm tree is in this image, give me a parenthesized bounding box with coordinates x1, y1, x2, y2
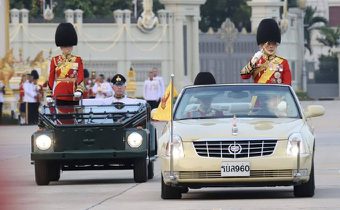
(304, 6, 328, 54)
(316, 26, 340, 55)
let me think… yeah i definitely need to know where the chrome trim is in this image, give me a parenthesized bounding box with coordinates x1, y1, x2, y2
(193, 139, 277, 158)
(195, 138, 280, 142)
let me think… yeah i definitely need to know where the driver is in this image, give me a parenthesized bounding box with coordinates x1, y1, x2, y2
(186, 72, 222, 118)
(107, 74, 145, 104)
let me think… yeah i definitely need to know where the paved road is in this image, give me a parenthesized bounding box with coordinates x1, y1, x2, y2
(0, 101, 339, 210)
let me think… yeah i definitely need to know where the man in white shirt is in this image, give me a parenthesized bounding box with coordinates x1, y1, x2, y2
(0, 80, 5, 121)
(23, 72, 39, 124)
(152, 67, 165, 104)
(92, 74, 114, 99)
(144, 70, 161, 109)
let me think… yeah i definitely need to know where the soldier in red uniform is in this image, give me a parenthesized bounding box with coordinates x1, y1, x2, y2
(48, 23, 84, 106)
(240, 18, 292, 85)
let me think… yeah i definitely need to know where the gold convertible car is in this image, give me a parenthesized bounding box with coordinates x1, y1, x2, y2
(159, 84, 325, 199)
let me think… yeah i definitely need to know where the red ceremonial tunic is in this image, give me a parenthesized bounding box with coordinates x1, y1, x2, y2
(48, 54, 84, 101)
(240, 54, 292, 85)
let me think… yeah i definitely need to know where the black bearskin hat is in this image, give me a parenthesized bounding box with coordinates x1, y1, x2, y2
(256, 18, 281, 45)
(30, 69, 39, 80)
(55, 23, 78, 47)
(193, 72, 216, 85)
(84, 69, 89, 78)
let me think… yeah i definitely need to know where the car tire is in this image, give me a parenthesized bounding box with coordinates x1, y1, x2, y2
(34, 160, 50, 186)
(294, 161, 315, 197)
(49, 162, 61, 182)
(148, 160, 154, 179)
(161, 175, 182, 199)
(134, 158, 148, 183)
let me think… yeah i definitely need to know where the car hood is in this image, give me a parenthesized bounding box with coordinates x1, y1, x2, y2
(173, 118, 304, 141)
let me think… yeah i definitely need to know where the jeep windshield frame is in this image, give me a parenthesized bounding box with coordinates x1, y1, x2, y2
(39, 103, 148, 128)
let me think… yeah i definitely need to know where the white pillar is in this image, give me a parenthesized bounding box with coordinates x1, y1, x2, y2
(10, 8, 20, 24)
(157, 9, 167, 25)
(159, 0, 206, 89)
(173, 15, 185, 89)
(123, 9, 132, 25)
(191, 16, 201, 82)
(0, 0, 9, 58)
(74, 9, 83, 24)
(113, 9, 124, 24)
(64, 9, 74, 23)
(247, 0, 283, 33)
(166, 11, 174, 85)
(21, 8, 29, 24)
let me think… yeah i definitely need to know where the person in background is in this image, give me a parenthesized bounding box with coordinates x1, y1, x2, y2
(18, 74, 27, 125)
(92, 74, 114, 99)
(30, 70, 41, 124)
(0, 80, 5, 122)
(152, 67, 165, 106)
(82, 69, 92, 99)
(47, 22, 84, 106)
(240, 18, 292, 85)
(23, 72, 38, 124)
(144, 70, 161, 109)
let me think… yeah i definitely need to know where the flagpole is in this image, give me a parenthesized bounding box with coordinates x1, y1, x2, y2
(169, 74, 175, 181)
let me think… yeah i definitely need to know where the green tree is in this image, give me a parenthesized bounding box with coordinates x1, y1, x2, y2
(199, 0, 251, 32)
(316, 26, 340, 54)
(304, 6, 328, 54)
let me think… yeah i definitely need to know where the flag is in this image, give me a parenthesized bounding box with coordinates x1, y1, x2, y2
(151, 81, 178, 121)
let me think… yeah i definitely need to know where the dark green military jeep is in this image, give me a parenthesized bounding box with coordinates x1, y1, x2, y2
(31, 102, 157, 185)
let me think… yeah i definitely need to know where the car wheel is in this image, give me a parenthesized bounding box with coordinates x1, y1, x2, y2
(34, 160, 50, 186)
(49, 162, 61, 182)
(161, 175, 182, 199)
(133, 158, 148, 183)
(147, 160, 154, 179)
(294, 161, 315, 197)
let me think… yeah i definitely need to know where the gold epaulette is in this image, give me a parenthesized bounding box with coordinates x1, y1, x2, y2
(76, 82, 85, 93)
(275, 55, 285, 61)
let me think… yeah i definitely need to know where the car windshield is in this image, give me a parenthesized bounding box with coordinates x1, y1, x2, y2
(174, 85, 301, 120)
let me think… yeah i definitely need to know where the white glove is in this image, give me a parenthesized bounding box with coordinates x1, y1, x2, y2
(74, 91, 82, 98)
(46, 97, 53, 104)
(251, 50, 263, 65)
(277, 101, 287, 112)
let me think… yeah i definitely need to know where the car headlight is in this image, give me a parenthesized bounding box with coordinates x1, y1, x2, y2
(287, 133, 306, 156)
(166, 134, 184, 158)
(127, 132, 143, 148)
(35, 134, 52, 151)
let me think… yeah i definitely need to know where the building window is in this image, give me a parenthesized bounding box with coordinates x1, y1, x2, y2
(329, 6, 340, 27)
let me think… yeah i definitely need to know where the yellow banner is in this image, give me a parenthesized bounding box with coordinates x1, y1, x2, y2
(151, 81, 178, 121)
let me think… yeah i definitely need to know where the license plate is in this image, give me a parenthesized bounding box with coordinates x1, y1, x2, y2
(221, 161, 250, 177)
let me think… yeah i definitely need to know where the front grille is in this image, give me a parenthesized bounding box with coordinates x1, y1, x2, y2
(193, 139, 277, 158)
(179, 170, 292, 179)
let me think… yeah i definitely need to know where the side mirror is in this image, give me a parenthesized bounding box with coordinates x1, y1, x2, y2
(304, 105, 325, 118)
